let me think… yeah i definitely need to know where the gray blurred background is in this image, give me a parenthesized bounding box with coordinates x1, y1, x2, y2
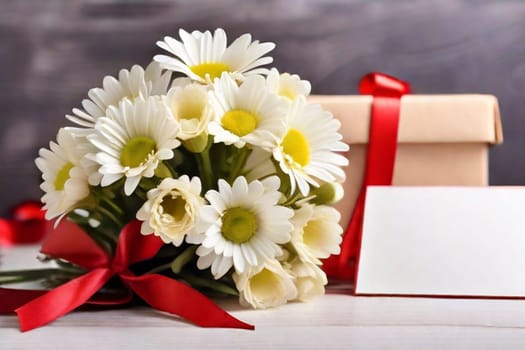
(1, 0, 524, 214)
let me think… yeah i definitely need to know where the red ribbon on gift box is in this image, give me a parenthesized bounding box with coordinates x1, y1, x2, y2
(0, 220, 253, 332)
(323, 72, 411, 281)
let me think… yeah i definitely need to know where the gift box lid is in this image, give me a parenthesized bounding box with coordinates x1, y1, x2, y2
(308, 95, 503, 145)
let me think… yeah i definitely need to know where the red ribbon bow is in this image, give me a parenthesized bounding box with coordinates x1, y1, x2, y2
(324, 72, 411, 281)
(0, 220, 253, 331)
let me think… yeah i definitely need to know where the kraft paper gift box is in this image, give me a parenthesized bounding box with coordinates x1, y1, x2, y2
(307, 95, 503, 228)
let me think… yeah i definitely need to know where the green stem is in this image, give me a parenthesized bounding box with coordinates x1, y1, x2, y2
(163, 160, 178, 178)
(217, 144, 227, 176)
(0, 275, 47, 285)
(0, 268, 80, 285)
(228, 147, 252, 183)
(134, 186, 148, 202)
(281, 190, 304, 207)
(144, 246, 198, 275)
(145, 262, 173, 275)
(138, 177, 159, 192)
(100, 196, 124, 216)
(196, 147, 214, 191)
(97, 206, 123, 232)
(0, 268, 65, 277)
(170, 246, 197, 274)
(180, 273, 238, 296)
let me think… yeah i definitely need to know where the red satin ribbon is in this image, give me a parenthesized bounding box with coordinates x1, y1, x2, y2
(0, 220, 253, 331)
(0, 201, 50, 246)
(324, 72, 410, 281)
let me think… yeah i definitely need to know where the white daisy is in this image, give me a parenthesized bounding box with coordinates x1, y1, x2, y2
(88, 97, 180, 196)
(67, 62, 171, 130)
(165, 83, 213, 141)
(287, 257, 327, 302)
(35, 128, 90, 220)
(136, 176, 204, 246)
(266, 68, 311, 100)
(233, 260, 297, 309)
(189, 176, 293, 279)
(208, 73, 288, 148)
(290, 203, 343, 264)
(272, 96, 349, 196)
(154, 28, 275, 84)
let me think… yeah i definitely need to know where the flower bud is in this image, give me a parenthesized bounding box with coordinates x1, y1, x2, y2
(309, 182, 344, 205)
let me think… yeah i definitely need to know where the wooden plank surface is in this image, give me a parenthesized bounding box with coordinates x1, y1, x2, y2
(0, 0, 524, 212)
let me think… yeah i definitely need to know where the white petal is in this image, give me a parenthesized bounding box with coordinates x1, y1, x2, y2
(124, 176, 141, 195)
(232, 244, 245, 273)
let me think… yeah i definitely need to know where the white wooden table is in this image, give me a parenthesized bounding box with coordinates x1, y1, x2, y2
(2, 246, 525, 349)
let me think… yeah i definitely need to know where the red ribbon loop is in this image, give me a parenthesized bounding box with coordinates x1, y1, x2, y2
(358, 72, 411, 97)
(324, 72, 410, 281)
(0, 201, 50, 246)
(1, 220, 253, 332)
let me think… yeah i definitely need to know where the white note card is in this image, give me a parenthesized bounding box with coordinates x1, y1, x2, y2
(355, 186, 525, 297)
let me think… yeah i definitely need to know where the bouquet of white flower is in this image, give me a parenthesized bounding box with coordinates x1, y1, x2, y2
(0, 28, 348, 330)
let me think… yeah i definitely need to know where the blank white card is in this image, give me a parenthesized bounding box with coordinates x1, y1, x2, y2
(355, 186, 525, 297)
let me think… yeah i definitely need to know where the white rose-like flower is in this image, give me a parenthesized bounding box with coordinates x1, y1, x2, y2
(266, 68, 311, 100)
(136, 176, 204, 246)
(233, 260, 297, 309)
(287, 257, 327, 302)
(290, 203, 343, 264)
(35, 128, 90, 220)
(165, 83, 213, 140)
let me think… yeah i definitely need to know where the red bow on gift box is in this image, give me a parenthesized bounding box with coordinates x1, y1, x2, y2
(0, 220, 253, 332)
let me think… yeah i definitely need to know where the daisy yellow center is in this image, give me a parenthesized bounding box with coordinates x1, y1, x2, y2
(54, 162, 74, 191)
(282, 128, 310, 167)
(221, 110, 258, 137)
(221, 207, 258, 244)
(161, 195, 187, 221)
(250, 268, 279, 298)
(120, 136, 156, 168)
(190, 62, 231, 81)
